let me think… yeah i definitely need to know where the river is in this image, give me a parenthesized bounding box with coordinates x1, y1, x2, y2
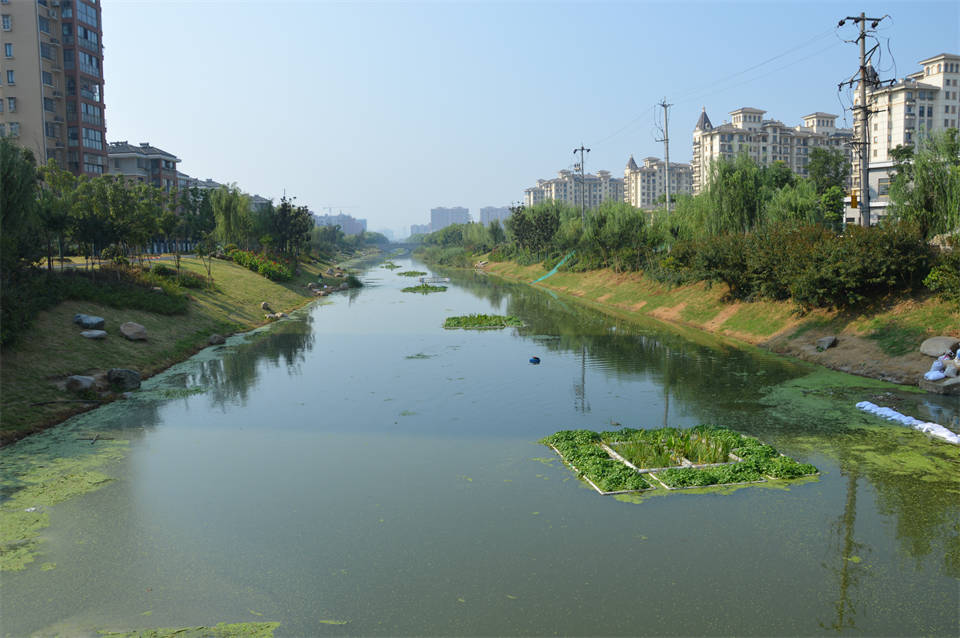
(3, 257, 959, 636)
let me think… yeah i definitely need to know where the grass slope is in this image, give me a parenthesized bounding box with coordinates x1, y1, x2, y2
(0, 256, 335, 442)
(485, 260, 960, 385)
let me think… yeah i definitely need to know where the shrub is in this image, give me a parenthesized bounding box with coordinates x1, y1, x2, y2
(229, 249, 293, 281)
(924, 246, 960, 305)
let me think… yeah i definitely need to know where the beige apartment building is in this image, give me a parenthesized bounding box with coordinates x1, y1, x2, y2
(0, 0, 107, 176)
(107, 141, 180, 192)
(848, 53, 960, 225)
(623, 155, 693, 210)
(691, 107, 853, 194)
(524, 169, 624, 209)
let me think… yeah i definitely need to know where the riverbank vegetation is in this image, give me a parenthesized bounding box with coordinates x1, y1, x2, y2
(544, 425, 817, 493)
(415, 132, 959, 312)
(0, 138, 386, 348)
(443, 314, 523, 329)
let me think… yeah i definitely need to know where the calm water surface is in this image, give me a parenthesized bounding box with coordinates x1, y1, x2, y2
(3, 257, 959, 636)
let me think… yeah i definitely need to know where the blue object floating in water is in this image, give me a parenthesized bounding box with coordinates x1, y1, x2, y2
(529, 356, 541, 365)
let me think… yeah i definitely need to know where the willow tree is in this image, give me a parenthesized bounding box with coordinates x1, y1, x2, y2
(211, 184, 251, 248)
(888, 129, 960, 239)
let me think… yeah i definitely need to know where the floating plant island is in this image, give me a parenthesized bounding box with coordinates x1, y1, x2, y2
(444, 314, 523, 329)
(401, 283, 447, 294)
(542, 425, 818, 495)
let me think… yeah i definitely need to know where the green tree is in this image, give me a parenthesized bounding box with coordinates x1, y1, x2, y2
(211, 184, 252, 247)
(37, 160, 76, 272)
(807, 148, 850, 195)
(488, 219, 506, 246)
(888, 129, 960, 238)
(0, 138, 40, 279)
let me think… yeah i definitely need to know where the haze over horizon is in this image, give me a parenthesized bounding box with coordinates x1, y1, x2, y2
(103, 1, 958, 236)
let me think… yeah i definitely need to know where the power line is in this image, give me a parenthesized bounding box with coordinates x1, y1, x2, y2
(587, 29, 841, 149)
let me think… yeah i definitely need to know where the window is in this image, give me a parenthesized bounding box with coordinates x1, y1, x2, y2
(5, 70, 12, 84)
(8, 122, 19, 136)
(63, 48, 74, 69)
(40, 42, 55, 60)
(43, 97, 54, 112)
(38, 15, 50, 33)
(3, 42, 11, 57)
(77, 2, 97, 28)
(878, 178, 890, 196)
(1, 14, 10, 30)
(42, 71, 53, 85)
(81, 127, 102, 150)
(44, 122, 58, 138)
(68, 126, 79, 146)
(61, 0, 72, 18)
(83, 153, 104, 174)
(7, 97, 15, 112)
(0, 124, 4, 137)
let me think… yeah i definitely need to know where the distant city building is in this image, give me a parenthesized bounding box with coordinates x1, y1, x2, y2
(249, 194, 272, 212)
(430, 207, 470, 231)
(523, 170, 624, 208)
(479, 206, 512, 225)
(177, 172, 225, 192)
(691, 107, 853, 194)
(623, 156, 693, 210)
(0, 0, 107, 176)
(315, 213, 367, 236)
(107, 141, 180, 192)
(848, 52, 960, 225)
(410, 223, 432, 236)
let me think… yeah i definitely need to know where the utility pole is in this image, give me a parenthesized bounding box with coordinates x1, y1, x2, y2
(839, 12, 888, 228)
(656, 99, 673, 214)
(573, 144, 590, 224)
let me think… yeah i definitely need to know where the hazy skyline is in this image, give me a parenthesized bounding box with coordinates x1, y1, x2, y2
(102, 1, 958, 236)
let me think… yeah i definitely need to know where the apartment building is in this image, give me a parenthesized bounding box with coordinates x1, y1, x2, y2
(691, 107, 853, 194)
(107, 141, 180, 191)
(523, 169, 625, 209)
(177, 172, 224, 192)
(479, 206, 511, 225)
(0, 0, 107, 176)
(315, 213, 367, 236)
(848, 53, 960, 225)
(410, 223, 431, 236)
(430, 206, 470, 231)
(623, 155, 693, 210)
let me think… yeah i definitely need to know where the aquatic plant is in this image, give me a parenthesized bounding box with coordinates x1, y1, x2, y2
(381, 261, 401, 269)
(398, 270, 427, 277)
(401, 284, 447, 294)
(443, 314, 523, 329)
(543, 430, 650, 492)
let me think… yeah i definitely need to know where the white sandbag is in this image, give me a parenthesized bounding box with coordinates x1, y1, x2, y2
(924, 370, 946, 381)
(855, 401, 960, 445)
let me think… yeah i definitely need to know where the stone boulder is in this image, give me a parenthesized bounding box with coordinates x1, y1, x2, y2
(120, 322, 147, 341)
(920, 336, 960, 358)
(107, 368, 141, 391)
(816, 336, 838, 351)
(209, 333, 226, 345)
(73, 313, 105, 330)
(261, 301, 272, 311)
(65, 375, 95, 393)
(80, 330, 107, 340)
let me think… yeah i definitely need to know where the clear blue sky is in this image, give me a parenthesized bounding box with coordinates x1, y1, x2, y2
(103, 1, 958, 237)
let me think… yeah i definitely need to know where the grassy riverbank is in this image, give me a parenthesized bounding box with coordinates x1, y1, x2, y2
(484, 260, 960, 386)
(0, 255, 364, 444)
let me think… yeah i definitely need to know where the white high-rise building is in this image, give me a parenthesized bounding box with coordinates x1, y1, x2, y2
(523, 170, 624, 208)
(848, 53, 960, 225)
(623, 155, 693, 210)
(691, 107, 853, 194)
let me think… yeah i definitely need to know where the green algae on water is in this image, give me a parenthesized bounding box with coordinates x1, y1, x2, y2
(98, 621, 280, 638)
(1, 437, 128, 571)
